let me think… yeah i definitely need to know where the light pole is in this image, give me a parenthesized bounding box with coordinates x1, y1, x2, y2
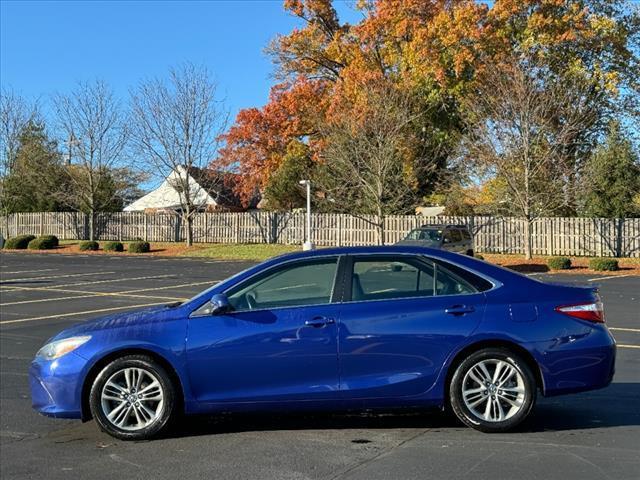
(298, 179, 314, 250)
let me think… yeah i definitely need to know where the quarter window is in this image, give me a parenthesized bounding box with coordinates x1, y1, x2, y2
(227, 259, 338, 311)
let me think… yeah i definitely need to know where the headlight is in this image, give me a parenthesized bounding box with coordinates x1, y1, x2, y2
(36, 336, 91, 361)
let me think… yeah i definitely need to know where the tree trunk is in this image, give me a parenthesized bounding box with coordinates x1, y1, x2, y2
(89, 211, 96, 241)
(375, 212, 385, 245)
(523, 218, 532, 260)
(185, 214, 193, 247)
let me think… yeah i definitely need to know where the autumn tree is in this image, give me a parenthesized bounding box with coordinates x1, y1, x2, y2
(217, 0, 639, 219)
(217, 0, 488, 204)
(216, 80, 325, 205)
(131, 64, 228, 246)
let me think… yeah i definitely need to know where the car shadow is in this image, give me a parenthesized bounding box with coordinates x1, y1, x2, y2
(505, 264, 550, 273)
(526, 382, 640, 432)
(164, 383, 640, 439)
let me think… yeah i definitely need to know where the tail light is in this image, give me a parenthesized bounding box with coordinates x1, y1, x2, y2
(555, 301, 605, 323)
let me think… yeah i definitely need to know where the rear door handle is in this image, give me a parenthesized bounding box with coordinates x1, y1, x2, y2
(304, 316, 336, 328)
(445, 305, 475, 316)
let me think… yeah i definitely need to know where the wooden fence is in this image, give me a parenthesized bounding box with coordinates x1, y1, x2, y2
(1, 211, 639, 257)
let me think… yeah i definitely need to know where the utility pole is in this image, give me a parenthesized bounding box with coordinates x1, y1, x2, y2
(298, 179, 314, 250)
(64, 134, 79, 165)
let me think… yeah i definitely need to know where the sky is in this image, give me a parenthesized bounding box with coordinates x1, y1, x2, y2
(0, 0, 362, 121)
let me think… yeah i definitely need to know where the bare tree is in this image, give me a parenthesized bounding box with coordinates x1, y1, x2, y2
(54, 81, 130, 240)
(460, 56, 599, 259)
(317, 83, 433, 244)
(130, 64, 228, 246)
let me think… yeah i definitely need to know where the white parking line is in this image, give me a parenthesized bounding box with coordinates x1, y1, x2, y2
(0, 269, 57, 275)
(0, 289, 186, 306)
(618, 344, 640, 349)
(0, 302, 170, 325)
(588, 274, 634, 282)
(0, 271, 116, 283)
(0, 274, 177, 291)
(609, 327, 640, 333)
(127, 280, 216, 294)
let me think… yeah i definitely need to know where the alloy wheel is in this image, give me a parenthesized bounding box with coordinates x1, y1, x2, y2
(461, 359, 526, 422)
(100, 367, 165, 431)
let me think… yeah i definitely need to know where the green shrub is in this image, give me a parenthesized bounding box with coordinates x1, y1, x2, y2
(39, 235, 59, 247)
(547, 256, 572, 270)
(78, 240, 99, 251)
(27, 235, 59, 250)
(103, 241, 124, 252)
(4, 234, 36, 249)
(589, 258, 619, 272)
(474, 254, 484, 260)
(128, 240, 150, 253)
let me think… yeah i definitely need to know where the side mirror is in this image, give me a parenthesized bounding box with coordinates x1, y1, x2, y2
(209, 293, 231, 315)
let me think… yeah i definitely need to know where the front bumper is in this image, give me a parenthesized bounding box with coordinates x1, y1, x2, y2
(29, 352, 86, 419)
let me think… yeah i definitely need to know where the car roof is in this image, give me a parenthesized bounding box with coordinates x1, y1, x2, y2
(270, 245, 443, 263)
(416, 224, 468, 229)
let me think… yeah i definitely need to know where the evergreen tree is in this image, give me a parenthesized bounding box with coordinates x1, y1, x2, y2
(580, 123, 640, 218)
(1, 121, 66, 213)
(262, 140, 314, 211)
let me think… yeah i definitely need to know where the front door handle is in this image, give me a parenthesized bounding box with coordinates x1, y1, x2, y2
(445, 305, 475, 316)
(304, 316, 336, 328)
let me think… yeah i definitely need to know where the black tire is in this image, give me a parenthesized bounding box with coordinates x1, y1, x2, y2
(466, 250, 474, 257)
(89, 355, 175, 440)
(449, 348, 536, 433)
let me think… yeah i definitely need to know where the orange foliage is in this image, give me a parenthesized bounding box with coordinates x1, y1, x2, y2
(216, 79, 327, 204)
(215, 0, 635, 202)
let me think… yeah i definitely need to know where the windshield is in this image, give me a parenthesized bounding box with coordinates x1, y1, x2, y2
(405, 228, 442, 244)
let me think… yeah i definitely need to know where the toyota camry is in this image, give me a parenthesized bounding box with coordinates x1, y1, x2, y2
(30, 246, 616, 440)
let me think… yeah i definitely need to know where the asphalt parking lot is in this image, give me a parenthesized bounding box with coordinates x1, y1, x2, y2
(1, 252, 639, 480)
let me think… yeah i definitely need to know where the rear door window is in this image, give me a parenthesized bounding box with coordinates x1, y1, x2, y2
(352, 258, 435, 301)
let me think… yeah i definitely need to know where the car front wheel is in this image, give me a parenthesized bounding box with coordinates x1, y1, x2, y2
(449, 348, 536, 432)
(89, 355, 175, 440)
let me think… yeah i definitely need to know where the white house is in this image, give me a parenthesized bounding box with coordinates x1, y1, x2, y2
(124, 166, 252, 213)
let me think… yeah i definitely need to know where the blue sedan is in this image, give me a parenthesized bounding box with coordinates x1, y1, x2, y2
(30, 246, 616, 440)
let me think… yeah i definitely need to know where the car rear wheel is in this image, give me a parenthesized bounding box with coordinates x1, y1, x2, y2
(449, 348, 536, 432)
(89, 355, 175, 440)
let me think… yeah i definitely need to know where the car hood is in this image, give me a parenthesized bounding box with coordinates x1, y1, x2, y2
(50, 304, 184, 341)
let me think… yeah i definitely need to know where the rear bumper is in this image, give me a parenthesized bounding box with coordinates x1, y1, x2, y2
(29, 353, 85, 419)
(533, 326, 616, 397)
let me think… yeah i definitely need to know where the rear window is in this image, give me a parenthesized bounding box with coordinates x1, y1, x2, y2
(405, 228, 442, 242)
(449, 229, 462, 242)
